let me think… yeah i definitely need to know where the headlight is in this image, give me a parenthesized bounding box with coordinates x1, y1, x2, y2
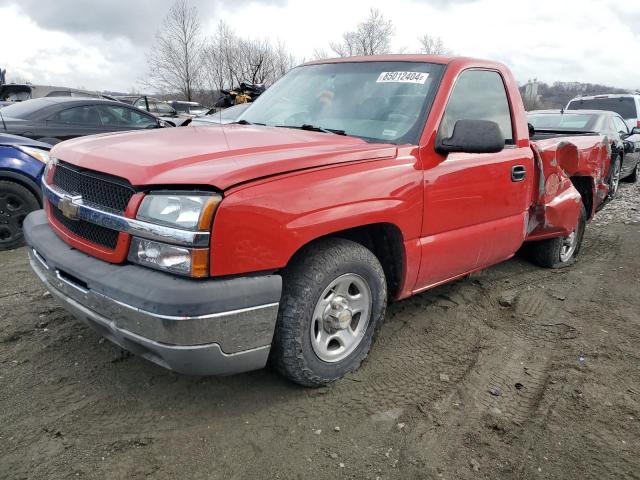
(129, 192, 221, 277)
(18, 146, 50, 164)
(42, 156, 58, 181)
(128, 237, 209, 277)
(137, 193, 221, 231)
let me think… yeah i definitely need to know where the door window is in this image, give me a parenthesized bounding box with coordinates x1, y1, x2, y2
(51, 106, 101, 125)
(439, 70, 514, 144)
(612, 116, 629, 135)
(96, 105, 157, 128)
(133, 98, 149, 111)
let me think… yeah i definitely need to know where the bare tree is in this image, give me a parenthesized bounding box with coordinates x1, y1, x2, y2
(311, 48, 330, 61)
(417, 34, 451, 55)
(145, 0, 204, 101)
(329, 8, 395, 57)
(202, 21, 296, 97)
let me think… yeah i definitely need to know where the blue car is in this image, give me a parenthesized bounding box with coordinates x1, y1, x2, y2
(0, 133, 50, 250)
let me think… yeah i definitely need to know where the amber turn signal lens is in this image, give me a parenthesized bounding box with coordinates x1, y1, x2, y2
(198, 195, 222, 231)
(190, 248, 210, 277)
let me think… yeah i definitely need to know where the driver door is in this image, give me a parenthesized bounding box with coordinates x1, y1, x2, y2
(44, 105, 103, 141)
(415, 69, 534, 291)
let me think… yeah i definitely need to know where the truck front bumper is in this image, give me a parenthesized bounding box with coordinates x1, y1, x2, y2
(23, 210, 282, 375)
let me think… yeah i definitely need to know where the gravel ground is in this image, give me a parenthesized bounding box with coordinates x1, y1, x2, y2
(1, 181, 639, 480)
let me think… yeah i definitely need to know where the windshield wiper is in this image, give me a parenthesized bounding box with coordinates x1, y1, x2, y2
(231, 119, 265, 126)
(276, 124, 347, 136)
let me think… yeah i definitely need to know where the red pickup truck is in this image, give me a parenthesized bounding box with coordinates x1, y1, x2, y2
(23, 56, 610, 387)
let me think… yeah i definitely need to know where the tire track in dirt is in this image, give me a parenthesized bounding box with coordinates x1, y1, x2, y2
(37, 282, 487, 439)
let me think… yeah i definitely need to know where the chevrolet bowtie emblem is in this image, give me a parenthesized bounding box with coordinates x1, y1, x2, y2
(58, 194, 83, 220)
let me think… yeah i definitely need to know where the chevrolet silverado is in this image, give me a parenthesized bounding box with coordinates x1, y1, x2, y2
(23, 56, 610, 386)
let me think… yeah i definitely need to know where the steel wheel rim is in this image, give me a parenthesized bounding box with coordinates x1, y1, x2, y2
(310, 273, 372, 363)
(560, 230, 578, 262)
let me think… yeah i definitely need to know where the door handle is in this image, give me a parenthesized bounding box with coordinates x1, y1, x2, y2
(511, 165, 526, 182)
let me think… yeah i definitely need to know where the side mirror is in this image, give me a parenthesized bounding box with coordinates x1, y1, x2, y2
(436, 119, 505, 155)
(631, 127, 640, 135)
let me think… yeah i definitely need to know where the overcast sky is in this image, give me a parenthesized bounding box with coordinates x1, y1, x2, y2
(1, 0, 639, 92)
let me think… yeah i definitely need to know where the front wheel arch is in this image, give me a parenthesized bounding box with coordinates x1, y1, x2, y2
(0, 172, 43, 207)
(283, 223, 405, 300)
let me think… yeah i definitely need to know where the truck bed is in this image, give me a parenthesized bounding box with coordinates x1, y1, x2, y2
(526, 134, 610, 241)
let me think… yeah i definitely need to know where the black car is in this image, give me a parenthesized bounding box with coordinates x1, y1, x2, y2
(528, 109, 640, 198)
(0, 97, 169, 145)
(115, 95, 191, 126)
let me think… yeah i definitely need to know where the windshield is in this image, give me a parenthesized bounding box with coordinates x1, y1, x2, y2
(528, 113, 599, 131)
(567, 97, 637, 119)
(239, 61, 444, 144)
(219, 103, 250, 120)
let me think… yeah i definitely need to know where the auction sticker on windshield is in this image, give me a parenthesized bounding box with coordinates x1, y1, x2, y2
(376, 72, 429, 84)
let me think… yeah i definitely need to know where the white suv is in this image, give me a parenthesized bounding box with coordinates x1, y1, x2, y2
(567, 94, 640, 131)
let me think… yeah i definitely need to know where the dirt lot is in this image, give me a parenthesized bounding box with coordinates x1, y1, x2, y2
(1, 183, 639, 480)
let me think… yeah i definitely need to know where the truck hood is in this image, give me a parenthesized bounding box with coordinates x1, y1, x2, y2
(51, 125, 397, 190)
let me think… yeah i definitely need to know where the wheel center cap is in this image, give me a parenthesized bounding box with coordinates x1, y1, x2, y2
(324, 296, 352, 330)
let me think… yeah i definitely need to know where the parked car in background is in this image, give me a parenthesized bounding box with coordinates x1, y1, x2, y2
(0, 83, 109, 106)
(567, 94, 640, 131)
(189, 103, 251, 126)
(116, 96, 191, 126)
(0, 133, 50, 250)
(168, 100, 209, 117)
(24, 56, 609, 386)
(0, 97, 170, 145)
(528, 109, 640, 197)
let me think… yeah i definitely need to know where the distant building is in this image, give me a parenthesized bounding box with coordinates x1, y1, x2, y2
(524, 79, 540, 105)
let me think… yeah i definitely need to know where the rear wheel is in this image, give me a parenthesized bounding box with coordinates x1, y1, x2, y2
(0, 181, 40, 251)
(271, 238, 387, 387)
(607, 155, 622, 199)
(624, 161, 639, 183)
(528, 205, 586, 269)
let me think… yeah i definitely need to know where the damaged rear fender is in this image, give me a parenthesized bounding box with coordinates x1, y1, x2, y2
(526, 136, 607, 241)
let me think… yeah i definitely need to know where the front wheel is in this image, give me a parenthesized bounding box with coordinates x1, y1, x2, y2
(527, 205, 586, 269)
(0, 181, 41, 251)
(271, 238, 387, 387)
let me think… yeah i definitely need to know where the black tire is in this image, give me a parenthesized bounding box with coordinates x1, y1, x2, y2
(37, 137, 61, 145)
(624, 161, 639, 183)
(607, 155, 622, 199)
(0, 181, 41, 251)
(271, 238, 387, 387)
(527, 205, 586, 269)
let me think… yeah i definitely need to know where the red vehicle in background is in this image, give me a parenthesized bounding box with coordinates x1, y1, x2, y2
(23, 55, 609, 386)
